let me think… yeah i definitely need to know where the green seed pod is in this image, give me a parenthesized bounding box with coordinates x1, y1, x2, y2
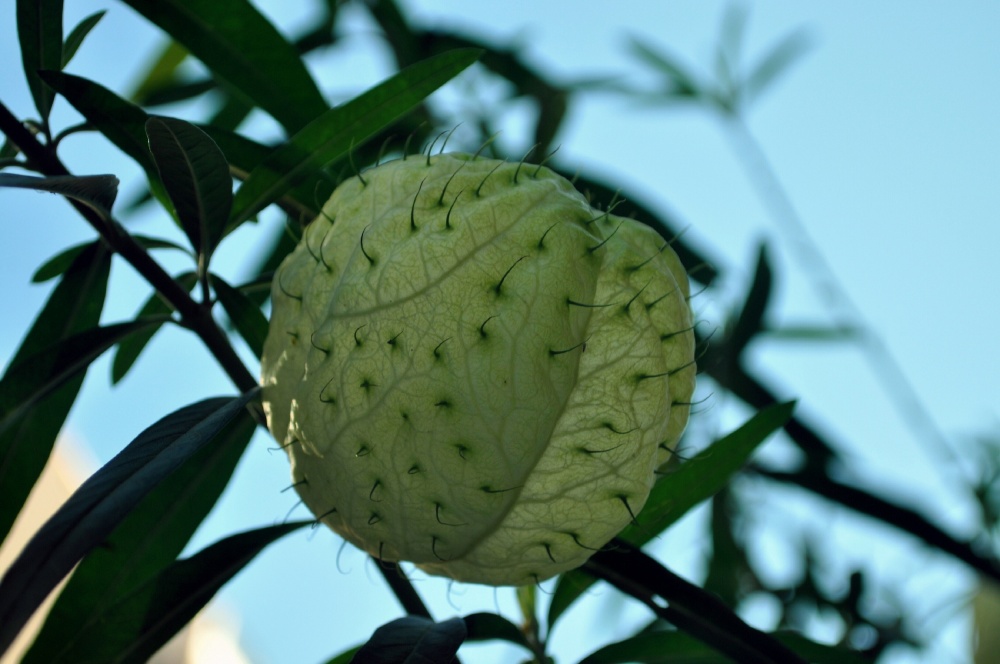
(261, 153, 695, 586)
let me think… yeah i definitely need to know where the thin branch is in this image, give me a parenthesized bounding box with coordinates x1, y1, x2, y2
(752, 465, 1000, 584)
(723, 115, 961, 470)
(585, 540, 808, 664)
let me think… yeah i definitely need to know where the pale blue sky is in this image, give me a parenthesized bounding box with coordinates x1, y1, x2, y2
(2, 2, 998, 663)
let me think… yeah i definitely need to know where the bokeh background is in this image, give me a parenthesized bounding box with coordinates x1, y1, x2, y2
(2, 1, 999, 663)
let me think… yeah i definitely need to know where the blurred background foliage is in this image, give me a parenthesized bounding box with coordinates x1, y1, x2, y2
(1, 1, 998, 663)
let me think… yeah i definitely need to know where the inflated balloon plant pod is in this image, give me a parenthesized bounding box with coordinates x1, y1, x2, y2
(261, 152, 696, 586)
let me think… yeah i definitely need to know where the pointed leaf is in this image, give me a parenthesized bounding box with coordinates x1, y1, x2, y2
(353, 616, 467, 664)
(119, 0, 326, 133)
(33, 236, 189, 284)
(0, 172, 118, 216)
(0, 242, 110, 547)
(129, 40, 189, 105)
(462, 613, 531, 651)
(146, 117, 232, 260)
(212, 274, 268, 357)
(22, 411, 256, 664)
(745, 29, 813, 103)
(17, 0, 63, 121)
(626, 401, 795, 543)
(230, 48, 481, 227)
(0, 389, 259, 654)
(548, 402, 795, 628)
(0, 321, 159, 438)
(62, 10, 106, 67)
(727, 243, 772, 361)
(111, 272, 197, 384)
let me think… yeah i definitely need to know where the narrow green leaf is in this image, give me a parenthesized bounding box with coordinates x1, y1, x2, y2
(33, 236, 189, 284)
(146, 117, 232, 260)
(31, 243, 88, 283)
(212, 274, 268, 357)
(230, 48, 481, 227)
(111, 272, 197, 384)
(624, 401, 795, 545)
(547, 402, 795, 628)
(62, 10, 106, 67)
(462, 612, 532, 651)
(352, 616, 467, 664)
(0, 242, 110, 548)
(0, 172, 118, 216)
(17, 0, 63, 121)
(22, 412, 255, 664)
(119, 0, 326, 133)
(745, 29, 813, 104)
(129, 40, 189, 105)
(0, 390, 258, 655)
(0, 321, 159, 438)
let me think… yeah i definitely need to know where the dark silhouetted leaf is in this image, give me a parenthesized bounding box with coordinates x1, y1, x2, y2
(0, 242, 110, 547)
(548, 402, 795, 627)
(30, 519, 305, 664)
(146, 117, 232, 261)
(229, 48, 481, 227)
(353, 616, 467, 664)
(0, 321, 158, 438)
(0, 172, 118, 216)
(727, 243, 772, 361)
(62, 10, 105, 67)
(212, 274, 268, 357)
(0, 389, 259, 654)
(95, 522, 309, 664)
(120, 0, 326, 133)
(17, 0, 62, 121)
(22, 412, 257, 664)
(33, 236, 189, 284)
(111, 272, 197, 384)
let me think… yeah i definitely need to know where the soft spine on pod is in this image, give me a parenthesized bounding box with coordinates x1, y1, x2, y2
(260, 152, 696, 586)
